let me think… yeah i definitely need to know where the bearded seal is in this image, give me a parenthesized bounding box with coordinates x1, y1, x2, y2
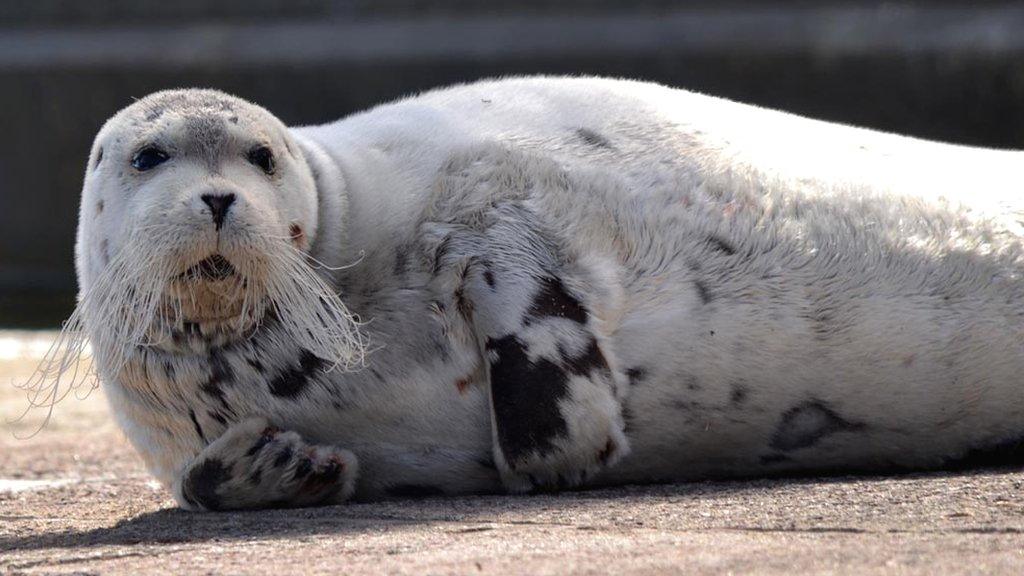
(24, 76, 1024, 510)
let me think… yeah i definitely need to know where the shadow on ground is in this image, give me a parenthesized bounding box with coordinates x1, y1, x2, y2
(5, 468, 1023, 555)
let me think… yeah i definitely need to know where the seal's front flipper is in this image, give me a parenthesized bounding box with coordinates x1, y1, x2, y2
(484, 293, 630, 492)
(173, 417, 358, 511)
(424, 191, 630, 492)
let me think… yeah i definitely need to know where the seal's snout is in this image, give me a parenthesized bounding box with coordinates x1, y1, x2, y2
(200, 193, 236, 231)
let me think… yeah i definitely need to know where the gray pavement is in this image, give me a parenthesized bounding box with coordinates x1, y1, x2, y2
(2, 332, 1022, 575)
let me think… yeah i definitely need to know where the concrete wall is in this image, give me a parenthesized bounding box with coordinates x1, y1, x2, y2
(2, 1, 1023, 326)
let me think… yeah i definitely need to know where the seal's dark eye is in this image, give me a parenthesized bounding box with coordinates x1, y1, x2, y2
(131, 147, 169, 171)
(247, 145, 275, 175)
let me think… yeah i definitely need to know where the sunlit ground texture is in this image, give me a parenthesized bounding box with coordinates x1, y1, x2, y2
(2, 330, 1023, 574)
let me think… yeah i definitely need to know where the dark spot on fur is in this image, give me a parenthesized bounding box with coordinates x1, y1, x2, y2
(248, 469, 263, 486)
(188, 409, 207, 444)
(730, 384, 748, 406)
(694, 280, 712, 305)
(94, 147, 104, 168)
(245, 431, 274, 458)
(273, 446, 293, 468)
(268, 349, 324, 398)
(476, 455, 498, 471)
(706, 236, 736, 255)
(162, 359, 175, 380)
(621, 403, 636, 435)
(597, 439, 615, 465)
(455, 272, 474, 320)
(486, 334, 569, 464)
(386, 484, 445, 498)
(229, 115, 239, 124)
(562, 338, 609, 378)
(528, 276, 588, 324)
(575, 127, 613, 149)
(671, 399, 702, 412)
(179, 487, 199, 509)
(483, 268, 496, 289)
(684, 374, 701, 391)
(183, 458, 231, 511)
(144, 107, 164, 122)
(95, 200, 104, 215)
(770, 400, 865, 451)
(201, 348, 236, 416)
(431, 235, 453, 276)
(246, 356, 264, 374)
(455, 378, 471, 395)
(207, 410, 228, 426)
(626, 367, 646, 385)
(393, 249, 409, 276)
(293, 458, 314, 480)
(943, 434, 1024, 470)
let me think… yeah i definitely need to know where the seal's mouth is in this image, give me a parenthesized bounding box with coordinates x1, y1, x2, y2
(180, 254, 237, 282)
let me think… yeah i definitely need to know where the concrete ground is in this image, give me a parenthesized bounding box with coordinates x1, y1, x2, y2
(2, 331, 1023, 575)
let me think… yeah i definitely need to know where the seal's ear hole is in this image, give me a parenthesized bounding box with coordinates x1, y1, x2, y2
(247, 145, 276, 175)
(131, 146, 170, 171)
(94, 147, 104, 168)
(289, 223, 305, 248)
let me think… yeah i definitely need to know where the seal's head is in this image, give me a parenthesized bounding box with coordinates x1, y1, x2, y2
(23, 90, 363, 419)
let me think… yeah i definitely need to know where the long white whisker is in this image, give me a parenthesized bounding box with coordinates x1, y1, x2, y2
(19, 222, 370, 433)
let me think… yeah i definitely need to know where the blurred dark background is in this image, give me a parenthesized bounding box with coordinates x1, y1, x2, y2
(2, 0, 1023, 328)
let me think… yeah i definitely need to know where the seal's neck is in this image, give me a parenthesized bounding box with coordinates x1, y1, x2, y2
(289, 130, 351, 272)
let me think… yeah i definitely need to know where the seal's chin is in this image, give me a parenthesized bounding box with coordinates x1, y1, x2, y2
(158, 253, 264, 348)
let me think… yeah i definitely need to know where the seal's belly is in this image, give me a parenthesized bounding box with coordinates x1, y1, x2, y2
(253, 326, 502, 497)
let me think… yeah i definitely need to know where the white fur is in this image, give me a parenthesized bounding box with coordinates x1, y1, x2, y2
(29, 76, 1024, 508)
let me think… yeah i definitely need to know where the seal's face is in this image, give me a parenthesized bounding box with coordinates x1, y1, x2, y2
(77, 90, 318, 349)
(69, 90, 362, 371)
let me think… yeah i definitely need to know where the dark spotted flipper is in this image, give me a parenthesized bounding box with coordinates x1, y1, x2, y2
(174, 417, 357, 511)
(428, 202, 629, 492)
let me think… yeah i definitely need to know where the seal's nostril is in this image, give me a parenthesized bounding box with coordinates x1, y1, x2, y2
(200, 193, 236, 230)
